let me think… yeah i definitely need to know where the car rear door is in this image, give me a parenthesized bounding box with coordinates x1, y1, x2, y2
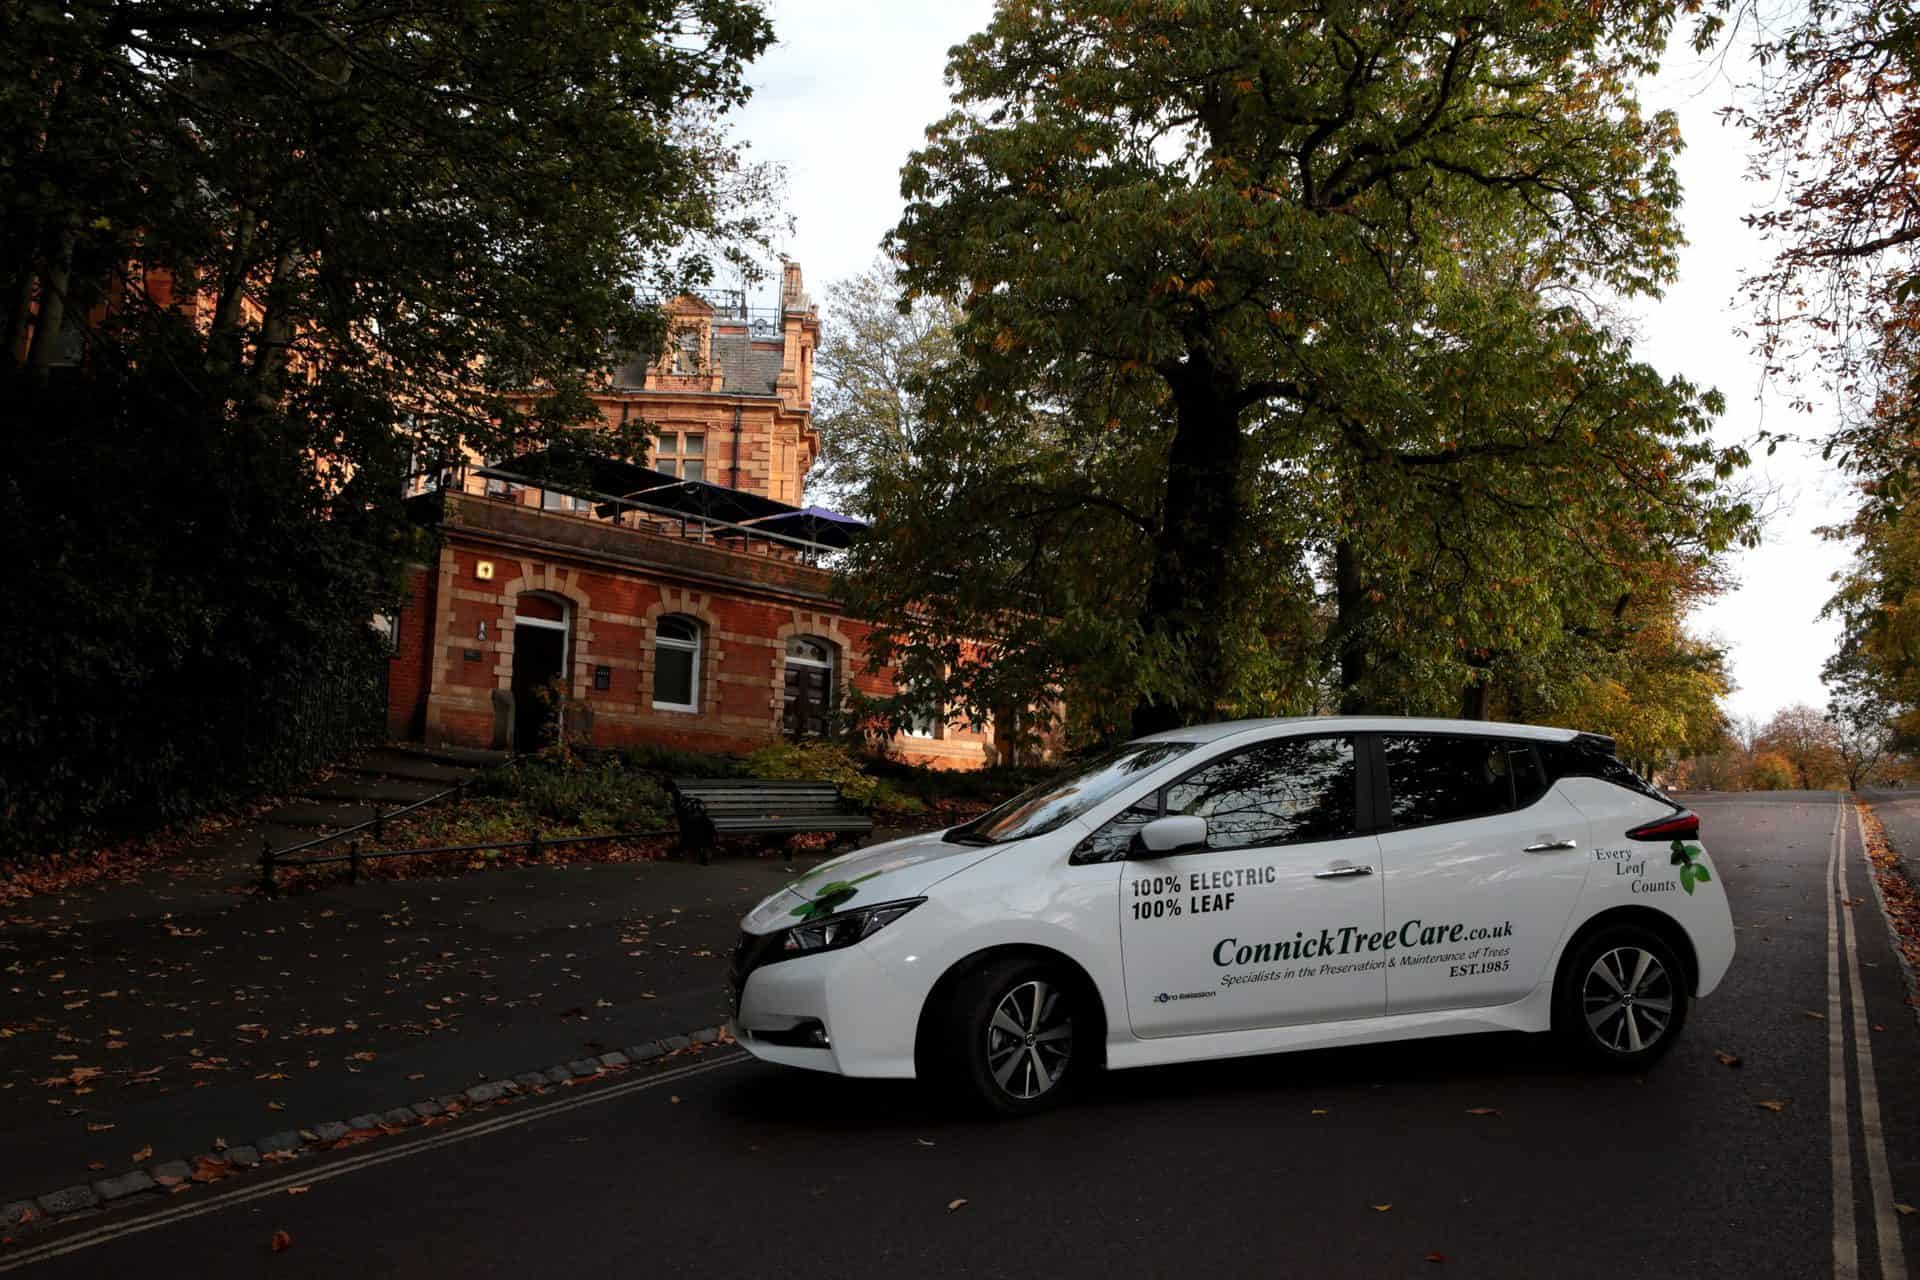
(1373, 733, 1593, 1015)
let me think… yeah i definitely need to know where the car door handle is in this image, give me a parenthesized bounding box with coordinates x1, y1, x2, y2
(1523, 839, 1579, 853)
(1314, 864, 1374, 879)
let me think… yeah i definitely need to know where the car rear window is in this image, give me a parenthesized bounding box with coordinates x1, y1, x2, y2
(1537, 740, 1671, 805)
(1380, 735, 1521, 828)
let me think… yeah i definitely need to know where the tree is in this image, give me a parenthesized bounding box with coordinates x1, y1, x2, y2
(1746, 752, 1797, 791)
(1755, 703, 1845, 790)
(1719, 1, 1920, 755)
(810, 259, 961, 515)
(0, 1, 778, 847)
(2, 0, 779, 458)
(869, 0, 1751, 738)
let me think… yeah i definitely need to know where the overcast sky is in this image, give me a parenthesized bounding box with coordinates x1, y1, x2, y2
(730, 2, 1856, 727)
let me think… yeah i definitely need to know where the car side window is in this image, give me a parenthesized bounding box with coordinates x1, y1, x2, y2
(1508, 743, 1549, 808)
(1073, 798, 1162, 863)
(1162, 736, 1357, 851)
(1381, 734, 1519, 828)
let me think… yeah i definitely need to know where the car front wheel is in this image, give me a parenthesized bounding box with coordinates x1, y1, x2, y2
(1556, 924, 1690, 1068)
(942, 956, 1082, 1116)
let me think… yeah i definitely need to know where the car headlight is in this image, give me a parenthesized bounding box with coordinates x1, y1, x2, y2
(780, 898, 925, 957)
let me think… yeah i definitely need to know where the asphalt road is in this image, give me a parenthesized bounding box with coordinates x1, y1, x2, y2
(6, 792, 1916, 1278)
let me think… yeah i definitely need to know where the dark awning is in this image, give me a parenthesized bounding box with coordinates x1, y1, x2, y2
(474, 446, 865, 544)
(712, 506, 866, 550)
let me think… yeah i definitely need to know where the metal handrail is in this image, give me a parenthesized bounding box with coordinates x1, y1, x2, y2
(266, 827, 677, 883)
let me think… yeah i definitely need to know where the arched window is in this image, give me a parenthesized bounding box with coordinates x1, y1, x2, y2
(783, 635, 837, 738)
(653, 615, 701, 713)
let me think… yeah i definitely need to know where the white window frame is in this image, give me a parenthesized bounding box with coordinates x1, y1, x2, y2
(901, 678, 941, 739)
(652, 616, 702, 713)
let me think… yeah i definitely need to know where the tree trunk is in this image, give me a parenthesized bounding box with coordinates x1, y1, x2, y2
(25, 218, 78, 373)
(1458, 652, 1494, 720)
(249, 247, 301, 406)
(1129, 352, 1245, 736)
(1333, 536, 1371, 713)
(5, 264, 38, 366)
(207, 214, 258, 376)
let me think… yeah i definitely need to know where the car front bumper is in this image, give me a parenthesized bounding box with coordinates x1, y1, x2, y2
(728, 932, 924, 1079)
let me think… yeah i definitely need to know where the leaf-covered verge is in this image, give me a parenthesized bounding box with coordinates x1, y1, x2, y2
(1857, 801, 1920, 1001)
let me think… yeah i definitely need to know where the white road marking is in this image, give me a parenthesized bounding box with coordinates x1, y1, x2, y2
(0, 1051, 748, 1273)
(1847, 801, 1909, 1280)
(1829, 798, 1860, 1279)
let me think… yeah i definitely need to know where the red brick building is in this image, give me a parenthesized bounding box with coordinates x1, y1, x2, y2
(386, 263, 996, 769)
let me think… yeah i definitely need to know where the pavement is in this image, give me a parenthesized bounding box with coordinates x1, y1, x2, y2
(1, 791, 1916, 1277)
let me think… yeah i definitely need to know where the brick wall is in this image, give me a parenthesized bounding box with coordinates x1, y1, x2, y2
(385, 561, 436, 740)
(397, 533, 993, 767)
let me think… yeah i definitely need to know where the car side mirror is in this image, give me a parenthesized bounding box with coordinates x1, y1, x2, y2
(1130, 815, 1208, 858)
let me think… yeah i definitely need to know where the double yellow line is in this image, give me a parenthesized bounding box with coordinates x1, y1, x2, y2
(0, 1051, 748, 1273)
(1828, 797, 1907, 1280)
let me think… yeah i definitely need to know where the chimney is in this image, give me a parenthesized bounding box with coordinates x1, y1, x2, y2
(781, 260, 806, 312)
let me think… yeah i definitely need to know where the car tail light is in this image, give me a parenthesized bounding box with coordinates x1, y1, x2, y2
(1626, 810, 1699, 842)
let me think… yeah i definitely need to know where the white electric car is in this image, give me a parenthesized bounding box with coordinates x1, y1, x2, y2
(727, 717, 1734, 1115)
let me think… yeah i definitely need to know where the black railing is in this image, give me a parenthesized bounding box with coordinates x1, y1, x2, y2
(255, 772, 675, 892)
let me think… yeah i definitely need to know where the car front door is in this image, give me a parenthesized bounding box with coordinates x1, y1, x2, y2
(1372, 734, 1593, 1015)
(1104, 734, 1386, 1038)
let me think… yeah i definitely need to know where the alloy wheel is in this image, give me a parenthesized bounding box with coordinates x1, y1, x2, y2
(985, 979, 1073, 1100)
(1582, 945, 1675, 1054)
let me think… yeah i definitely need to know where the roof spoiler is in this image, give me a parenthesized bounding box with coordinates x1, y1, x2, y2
(1572, 732, 1618, 755)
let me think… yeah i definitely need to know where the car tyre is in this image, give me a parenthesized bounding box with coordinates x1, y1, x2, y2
(942, 956, 1083, 1117)
(1555, 924, 1689, 1069)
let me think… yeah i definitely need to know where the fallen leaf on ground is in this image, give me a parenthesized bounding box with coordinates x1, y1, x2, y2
(286, 1186, 310, 1196)
(87, 1162, 104, 1171)
(85, 1122, 114, 1132)
(190, 1157, 229, 1183)
(1310, 1108, 1329, 1116)
(270, 1230, 293, 1253)
(1896, 1204, 1915, 1217)
(1758, 1099, 1789, 1113)
(669, 1095, 680, 1104)
(131, 1145, 152, 1162)
(1464, 1108, 1500, 1117)
(1426, 1252, 1447, 1264)
(406, 1073, 425, 1081)
(1804, 1011, 1826, 1021)
(267, 1101, 285, 1111)
(947, 1198, 968, 1212)
(915, 1138, 936, 1147)
(1714, 1050, 1742, 1068)
(1372, 1203, 1393, 1212)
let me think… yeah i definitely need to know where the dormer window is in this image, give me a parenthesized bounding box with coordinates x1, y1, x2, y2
(672, 327, 701, 375)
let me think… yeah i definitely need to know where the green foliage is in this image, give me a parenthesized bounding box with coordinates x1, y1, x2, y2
(851, 0, 1753, 748)
(616, 743, 751, 779)
(0, 369, 391, 854)
(2, 1, 780, 459)
(471, 753, 671, 831)
(741, 740, 920, 813)
(810, 258, 962, 515)
(0, 2, 778, 847)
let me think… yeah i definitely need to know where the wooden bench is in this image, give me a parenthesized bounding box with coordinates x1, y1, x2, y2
(667, 777, 873, 864)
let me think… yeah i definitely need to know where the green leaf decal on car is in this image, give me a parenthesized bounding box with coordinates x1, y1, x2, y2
(1670, 840, 1709, 895)
(789, 871, 882, 920)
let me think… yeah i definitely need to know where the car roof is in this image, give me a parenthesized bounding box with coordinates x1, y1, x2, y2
(1133, 715, 1588, 746)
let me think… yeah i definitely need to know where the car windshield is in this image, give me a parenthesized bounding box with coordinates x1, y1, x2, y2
(944, 741, 1197, 845)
